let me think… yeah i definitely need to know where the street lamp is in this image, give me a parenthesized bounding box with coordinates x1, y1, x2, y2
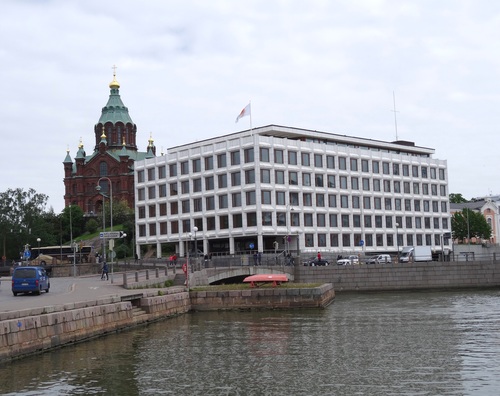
(36, 238, 41, 262)
(193, 226, 198, 270)
(396, 222, 400, 262)
(97, 177, 113, 280)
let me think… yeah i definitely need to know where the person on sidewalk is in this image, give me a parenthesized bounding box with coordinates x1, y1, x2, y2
(101, 262, 109, 280)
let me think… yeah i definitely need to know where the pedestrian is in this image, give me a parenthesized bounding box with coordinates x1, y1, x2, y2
(317, 252, 322, 261)
(101, 262, 109, 280)
(253, 252, 258, 266)
(257, 252, 262, 266)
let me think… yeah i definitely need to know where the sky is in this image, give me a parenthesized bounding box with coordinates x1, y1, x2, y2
(1, 0, 500, 213)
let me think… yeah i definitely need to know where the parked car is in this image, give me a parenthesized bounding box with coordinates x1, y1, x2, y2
(303, 257, 330, 266)
(365, 254, 392, 264)
(11, 266, 50, 296)
(337, 255, 360, 265)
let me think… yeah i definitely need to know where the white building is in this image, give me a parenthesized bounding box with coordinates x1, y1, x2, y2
(134, 125, 451, 258)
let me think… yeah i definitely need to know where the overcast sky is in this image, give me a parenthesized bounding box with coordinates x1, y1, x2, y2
(1, 0, 499, 213)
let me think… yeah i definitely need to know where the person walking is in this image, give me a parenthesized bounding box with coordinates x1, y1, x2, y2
(101, 262, 109, 280)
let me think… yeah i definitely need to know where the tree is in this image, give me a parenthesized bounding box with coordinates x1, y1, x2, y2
(451, 208, 492, 243)
(449, 193, 468, 204)
(60, 205, 85, 243)
(0, 188, 50, 260)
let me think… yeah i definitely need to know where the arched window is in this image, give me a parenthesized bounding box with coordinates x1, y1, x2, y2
(99, 161, 108, 177)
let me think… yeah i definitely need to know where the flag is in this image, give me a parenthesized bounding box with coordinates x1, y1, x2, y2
(235, 103, 251, 123)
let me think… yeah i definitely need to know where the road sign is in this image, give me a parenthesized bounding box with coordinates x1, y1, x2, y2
(99, 231, 124, 239)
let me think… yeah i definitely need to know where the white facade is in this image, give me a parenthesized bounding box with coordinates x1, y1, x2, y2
(134, 125, 451, 258)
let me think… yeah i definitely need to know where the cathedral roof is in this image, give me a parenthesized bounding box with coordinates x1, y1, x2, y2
(98, 72, 135, 126)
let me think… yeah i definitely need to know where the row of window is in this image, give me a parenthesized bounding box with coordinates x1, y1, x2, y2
(138, 151, 446, 182)
(138, 219, 447, 249)
(138, 212, 448, 232)
(137, 193, 448, 217)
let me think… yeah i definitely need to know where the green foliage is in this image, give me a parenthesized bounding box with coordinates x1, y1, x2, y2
(451, 208, 492, 242)
(60, 205, 85, 241)
(449, 193, 468, 203)
(85, 218, 99, 234)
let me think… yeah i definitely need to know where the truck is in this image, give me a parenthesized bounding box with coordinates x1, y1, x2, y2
(399, 246, 432, 263)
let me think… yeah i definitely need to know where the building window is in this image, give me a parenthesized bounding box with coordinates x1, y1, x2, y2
(219, 195, 228, 209)
(159, 203, 167, 216)
(192, 158, 201, 173)
(276, 191, 286, 205)
(247, 212, 257, 226)
(206, 217, 216, 230)
(364, 215, 372, 228)
(328, 194, 337, 208)
(261, 169, 271, 183)
(350, 158, 358, 171)
(137, 170, 144, 183)
(217, 153, 227, 168)
(314, 154, 323, 168)
(181, 200, 190, 213)
(233, 213, 243, 228)
(138, 206, 145, 219)
(412, 165, 419, 177)
(205, 176, 214, 191)
(373, 179, 381, 191)
(338, 157, 347, 170)
(274, 149, 284, 164)
(137, 188, 145, 201)
(327, 155, 335, 169)
(218, 174, 227, 188)
(403, 164, 409, 176)
(263, 212, 277, 227)
(352, 196, 360, 209)
(303, 173, 311, 186)
(181, 181, 189, 194)
(303, 193, 312, 206)
(288, 151, 298, 165)
(361, 159, 369, 172)
(301, 152, 310, 166)
(244, 148, 254, 163)
(393, 163, 400, 175)
(148, 186, 156, 199)
(315, 174, 324, 187)
(330, 234, 339, 247)
(231, 171, 241, 187)
(149, 223, 156, 236)
(316, 194, 325, 207)
(275, 170, 285, 184)
(169, 164, 177, 177)
(291, 212, 300, 226)
(260, 147, 270, 162)
(363, 196, 371, 209)
(289, 171, 298, 185)
(170, 202, 178, 215)
(232, 192, 242, 207)
(99, 161, 108, 177)
(328, 175, 335, 188)
(204, 156, 213, 171)
(245, 169, 255, 184)
(341, 195, 349, 208)
(304, 213, 313, 227)
(206, 196, 215, 211)
(351, 177, 359, 190)
(170, 183, 178, 196)
(318, 233, 327, 247)
(180, 161, 189, 175)
(193, 178, 202, 193)
(230, 150, 240, 165)
(342, 234, 351, 247)
(193, 198, 202, 212)
(353, 215, 361, 228)
(159, 184, 167, 197)
(329, 214, 338, 227)
(262, 190, 271, 205)
(305, 234, 314, 247)
(340, 176, 348, 189)
(246, 191, 256, 205)
(220, 215, 229, 229)
(372, 161, 379, 173)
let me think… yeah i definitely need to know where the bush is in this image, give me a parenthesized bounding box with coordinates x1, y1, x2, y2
(85, 218, 99, 234)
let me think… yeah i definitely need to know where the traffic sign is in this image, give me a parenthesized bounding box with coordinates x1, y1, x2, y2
(99, 231, 124, 239)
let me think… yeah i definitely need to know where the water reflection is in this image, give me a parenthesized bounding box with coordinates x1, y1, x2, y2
(1, 290, 499, 395)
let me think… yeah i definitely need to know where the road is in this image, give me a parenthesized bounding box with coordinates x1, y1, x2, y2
(0, 273, 133, 313)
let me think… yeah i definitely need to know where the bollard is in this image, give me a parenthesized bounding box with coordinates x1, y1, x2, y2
(165, 266, 168, 276)
(155, 268, 159, 278)
(146, 269, 150, 280)
(123, 273, 127, 288)
(135, 271, 139, 282)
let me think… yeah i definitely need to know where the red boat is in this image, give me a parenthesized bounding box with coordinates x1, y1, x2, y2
(243, 274, 288, 288)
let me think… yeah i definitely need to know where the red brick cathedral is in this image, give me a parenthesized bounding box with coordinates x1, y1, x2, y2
(63, 72, 156, 215)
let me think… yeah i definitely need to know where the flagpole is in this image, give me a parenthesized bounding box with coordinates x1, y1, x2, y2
(249, 100, 253, 134)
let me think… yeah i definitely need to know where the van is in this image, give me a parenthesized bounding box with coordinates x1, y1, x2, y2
(365, 254, 392, 264)
(11, 266, 50, 296)
(399, 246, 432, 263)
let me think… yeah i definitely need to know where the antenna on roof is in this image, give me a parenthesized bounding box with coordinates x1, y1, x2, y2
(391, 91, 399, 141)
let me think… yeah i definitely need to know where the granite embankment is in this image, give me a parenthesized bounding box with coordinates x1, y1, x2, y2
(0, 270, 333, 363)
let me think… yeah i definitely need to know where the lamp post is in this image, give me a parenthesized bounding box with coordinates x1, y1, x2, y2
(193, 226, 198, 270)
(185, 232, 192, 289)
(36, 238, 41, 263)
(96, 177, 113, 279)
(396, 222, 400, 262)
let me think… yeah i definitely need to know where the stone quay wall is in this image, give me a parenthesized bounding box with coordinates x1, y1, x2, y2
(190, 283, 334, 311)
(295, 260, 500, 292)
(0, 290, 191, 363)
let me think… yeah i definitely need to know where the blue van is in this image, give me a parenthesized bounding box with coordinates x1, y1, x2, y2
(12, 266, 50, 296)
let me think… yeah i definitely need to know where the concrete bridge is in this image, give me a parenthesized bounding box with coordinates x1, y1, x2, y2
(188, 265, 295, 286)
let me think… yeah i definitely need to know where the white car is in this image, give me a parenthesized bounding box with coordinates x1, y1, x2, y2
(337, 255, 359, 265)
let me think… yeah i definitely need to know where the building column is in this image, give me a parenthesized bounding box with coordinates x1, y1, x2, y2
(156, 241, 162, 259)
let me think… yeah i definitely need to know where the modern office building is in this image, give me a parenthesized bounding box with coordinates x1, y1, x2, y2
(134, 125, 451, 258)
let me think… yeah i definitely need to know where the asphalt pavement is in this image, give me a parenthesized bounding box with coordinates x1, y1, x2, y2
(0, 272, 134, 313)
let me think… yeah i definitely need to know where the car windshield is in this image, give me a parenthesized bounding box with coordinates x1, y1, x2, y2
(13, 268, 37, 278)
